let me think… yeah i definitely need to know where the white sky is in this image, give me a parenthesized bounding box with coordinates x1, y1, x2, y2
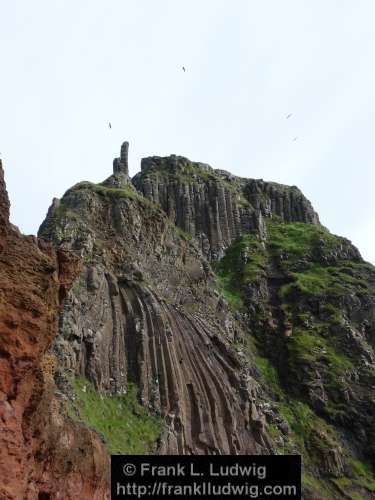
(1, 1, 375, 263)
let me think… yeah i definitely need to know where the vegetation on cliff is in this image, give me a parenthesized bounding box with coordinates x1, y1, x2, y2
(215, 218, 375, 499)
(68, 378, 163, 455)
(35, 148, 375, 499)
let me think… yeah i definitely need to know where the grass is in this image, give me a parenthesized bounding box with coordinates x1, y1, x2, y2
(51, 201, 80, 221)
(214, 221, 371, 312)
(285, 326, 354, 414)
(66, 181, 159, 210)
(214, 219, 375, 498)
(175, 226, 193, 241)
(332, 459, 375, 498)
(254, 351, 346, 478)
(287, 327, 353, 372)
(214, 233, 266, 309)
(280, 263, 372, 299)
(267, 220, 373, 299)
(267, 220, 339, 258)
(277, 400, 343, 461)
(278, 401, 315, 439)
(348, 459, 375, 492)
(139, 158, 218, 185)
(69, 377, 163, 455)
(215, 274, 244, 309)
(255, 355, 283, 398)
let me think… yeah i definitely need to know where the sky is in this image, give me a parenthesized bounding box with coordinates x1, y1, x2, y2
(1, 1, 375, 262)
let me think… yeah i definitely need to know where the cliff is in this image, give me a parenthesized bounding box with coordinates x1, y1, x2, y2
(215, 222, 375, 498)
(0, 161, 109, 500)
(133, 154, 319, 259)
(0, 160, 10, 251)
(1, 139, 374, 499)
(38, 162, 274, 455)
(38, 143, 375, 498)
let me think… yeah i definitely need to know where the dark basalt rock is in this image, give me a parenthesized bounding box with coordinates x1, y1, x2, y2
(133, 155, 319, 259)
(37, 142, 375, 498)
(39, 171, 273, 455)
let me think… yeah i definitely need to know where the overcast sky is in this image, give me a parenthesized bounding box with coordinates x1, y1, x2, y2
(1, 1, 375, 262)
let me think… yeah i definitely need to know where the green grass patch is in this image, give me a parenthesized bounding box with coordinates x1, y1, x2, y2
(67, 181, 158, 209)
(175, 226, 193, 241)
(215, 274, 244, 309)
(278, 400, 341, 458)
(286, 327, 353, 381)
(288, 265, 370, 297)
(69, 377, 163, 454)
(255, 355, 283, 398)
(268, 220, 374, 300)
(267, 220, 338, 258)
(348, 459, 375, 492)
(139, 159, 219, 185)
(214, 233, 267, 309)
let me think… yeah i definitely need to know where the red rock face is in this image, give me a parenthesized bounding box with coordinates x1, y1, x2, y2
(0, 162, 109, 499)
(0, 160, 9, 252)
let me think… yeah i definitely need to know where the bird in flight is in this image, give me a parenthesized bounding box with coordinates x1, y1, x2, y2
(108, 122, 112, 129)
(182, 66, 186, 72)
(286, 113, 293, 119)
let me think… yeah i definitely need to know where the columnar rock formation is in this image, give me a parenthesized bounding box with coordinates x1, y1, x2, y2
(112, 141, 129, 185)
(39, 179, 274, 455)
(133, 155, 319, 259)
(2, 141, 374, 499)
(0, 162, 109, 500)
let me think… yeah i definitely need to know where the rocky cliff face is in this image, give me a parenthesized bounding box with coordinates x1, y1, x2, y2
(8, 140, 373, 499)
(38, 152, 274, 456)
(133, 155, 319, 259)
(0, 161, 109, 500)
(0, 160, 9, 251)
(215, 222, 375, 498)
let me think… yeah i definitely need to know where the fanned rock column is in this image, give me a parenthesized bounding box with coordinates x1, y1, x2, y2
(39, 172, 274, 456)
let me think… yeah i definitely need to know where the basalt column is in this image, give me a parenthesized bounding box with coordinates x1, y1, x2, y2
(113, 141, 129, 177)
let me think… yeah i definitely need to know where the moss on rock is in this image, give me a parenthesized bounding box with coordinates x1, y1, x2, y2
(68, 377, 163, 455)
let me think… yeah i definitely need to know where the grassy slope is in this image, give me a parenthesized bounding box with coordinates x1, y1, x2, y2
(68, 377, 163, 455)
(215, 220, 375, 499)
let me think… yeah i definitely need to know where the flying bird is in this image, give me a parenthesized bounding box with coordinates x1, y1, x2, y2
(108, 122, 112, 129)
(182, 66, 186, 72)
(286, 114, 293, 119)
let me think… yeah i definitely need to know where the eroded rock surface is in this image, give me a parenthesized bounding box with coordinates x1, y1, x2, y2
(0, 161, 109, 500)
(35, 143, 375, 498)
(39, 168, 273, 455)
(215, 221, 375, 498)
